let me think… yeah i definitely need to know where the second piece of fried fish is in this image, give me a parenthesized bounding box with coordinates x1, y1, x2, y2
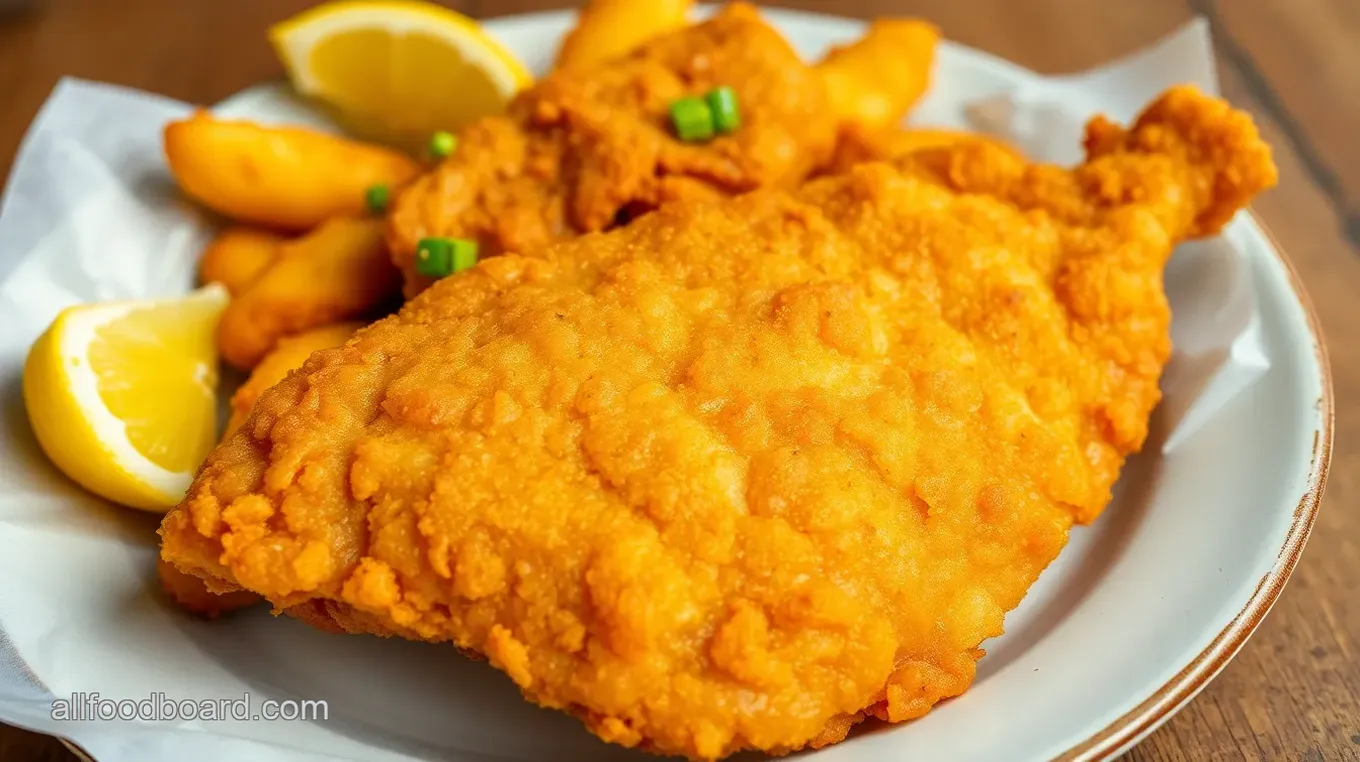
(386, 3, 940, 299)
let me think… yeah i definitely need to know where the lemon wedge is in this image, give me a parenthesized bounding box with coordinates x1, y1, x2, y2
(23, 285, 228, 513)
(269, 1, 533, 148)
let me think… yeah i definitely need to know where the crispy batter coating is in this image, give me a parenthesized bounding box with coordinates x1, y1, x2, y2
(156, 559, 259, 618)
(163, 87, 1274, 759)
(387, 3, 840, 297)
(164, 324, 359, 617)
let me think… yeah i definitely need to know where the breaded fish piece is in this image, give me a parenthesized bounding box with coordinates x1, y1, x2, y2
(157, 559, 260, 618)
(162, 87, 1274, 759)
(387, 2, 841, 297)
(162, 324, 361, 619)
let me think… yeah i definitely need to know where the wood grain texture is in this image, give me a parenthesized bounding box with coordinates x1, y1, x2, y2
(0, 1, 1355, 761)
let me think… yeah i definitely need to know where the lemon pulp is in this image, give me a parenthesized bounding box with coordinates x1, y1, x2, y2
(89, 302, 219, 474)
(23, 285, 227, 512)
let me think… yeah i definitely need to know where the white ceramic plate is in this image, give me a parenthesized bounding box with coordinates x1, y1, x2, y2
(13, 7, 1329, 762)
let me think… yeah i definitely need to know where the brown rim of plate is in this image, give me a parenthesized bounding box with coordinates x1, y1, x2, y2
(1054, 209, 1335, 762)
(55, 213, 1334, 762)
(60, 740, 92, 761)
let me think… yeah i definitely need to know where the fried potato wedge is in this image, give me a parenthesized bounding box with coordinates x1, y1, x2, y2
(164, 113, 419, 230)
(217, 216, 397, 369)
(878, 128, 1022, 157)
(817, 19, 939, 131)
(827, 125, 1022, 173)
(198, 226, 287, 296)
(554, 0, 693, 70)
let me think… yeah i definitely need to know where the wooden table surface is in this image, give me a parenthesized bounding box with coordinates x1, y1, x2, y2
(0, 0, 1356, 760)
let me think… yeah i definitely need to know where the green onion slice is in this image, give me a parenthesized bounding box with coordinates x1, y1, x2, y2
(670, 97, 715, 143)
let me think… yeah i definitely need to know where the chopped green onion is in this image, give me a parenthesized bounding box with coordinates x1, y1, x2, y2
(365, 183, 390, 214)
(415, 237, 454, 278)
(415, 237, 478, 279)
(429, 130, 457, 159)
(670, 97, 715, 142)
(450, 238, 479, 273)
(706, 87, 740, 134)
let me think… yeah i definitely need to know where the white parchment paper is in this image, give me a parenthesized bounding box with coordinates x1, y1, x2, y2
(0, 18, 1270, 762)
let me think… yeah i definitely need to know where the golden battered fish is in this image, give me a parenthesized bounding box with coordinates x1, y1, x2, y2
(163, 86, 1274, 759)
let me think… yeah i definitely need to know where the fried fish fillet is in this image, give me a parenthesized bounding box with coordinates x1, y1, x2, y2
(157, 559, 260, 618)
(386, 2, 843, 297)
(162, 87, 1275, 759)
